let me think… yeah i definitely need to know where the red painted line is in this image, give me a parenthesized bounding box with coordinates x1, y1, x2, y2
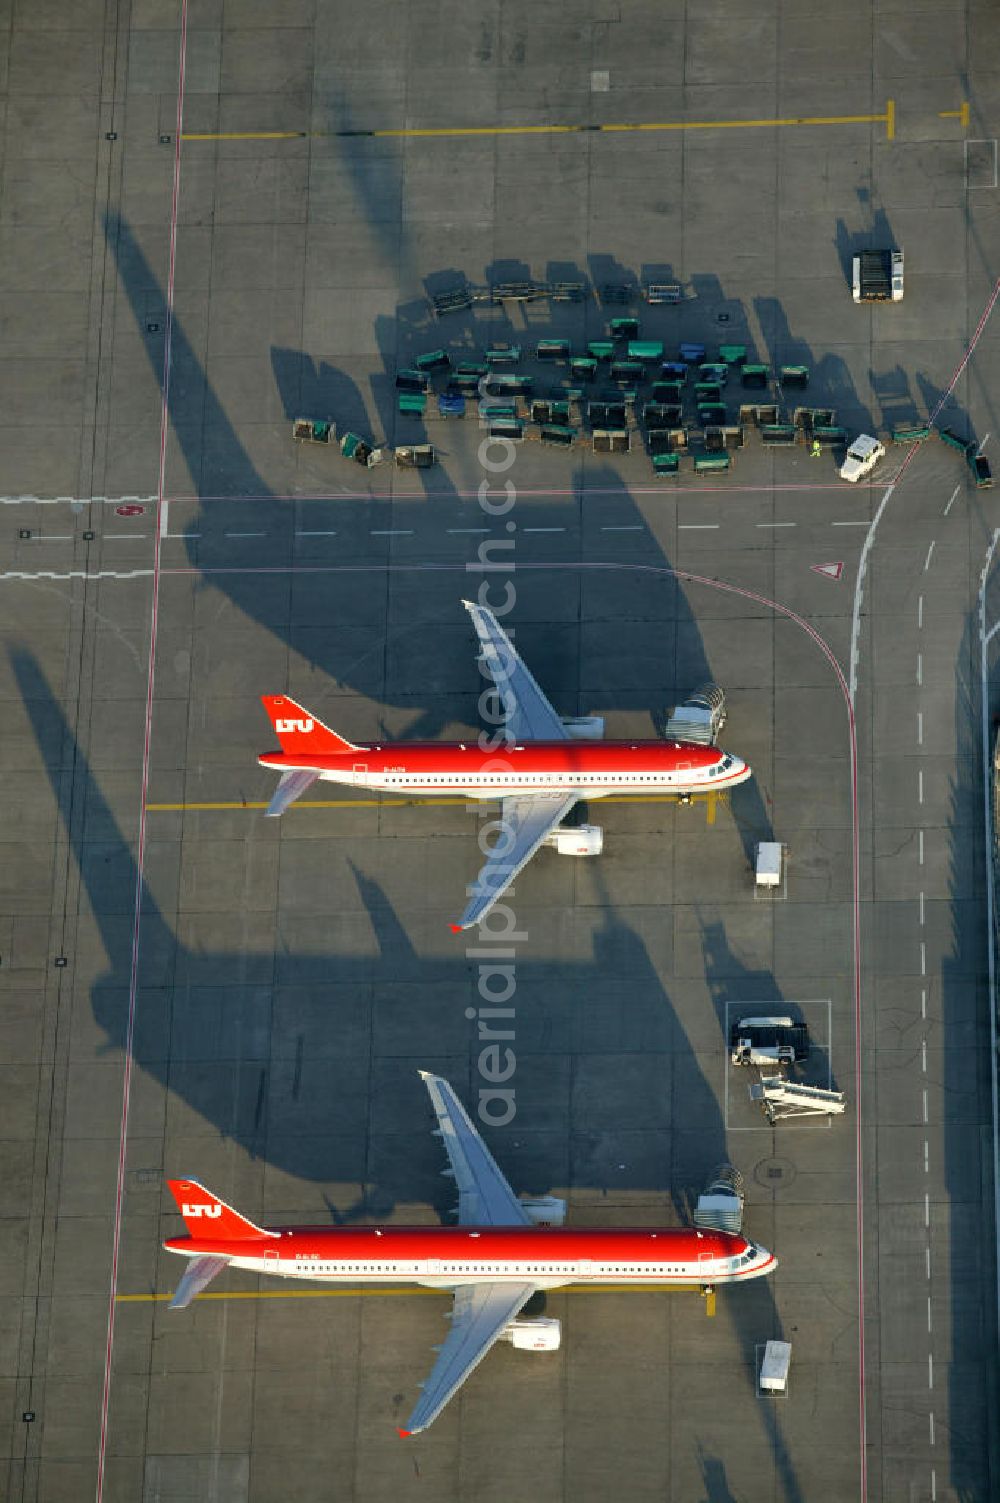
(93, 8, 189, 1501)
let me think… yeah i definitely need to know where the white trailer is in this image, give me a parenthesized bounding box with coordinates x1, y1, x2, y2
(759, 1340, 792, 1393)
(755, 842, 783, 888)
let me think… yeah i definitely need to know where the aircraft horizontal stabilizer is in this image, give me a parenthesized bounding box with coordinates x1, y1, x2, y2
(265, 767, 319, 817)
(169, 1254, 230, 1309)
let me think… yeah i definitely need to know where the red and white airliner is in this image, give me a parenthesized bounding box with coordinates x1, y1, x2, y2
(166, 1071, 776, 1436)
(259, 600, 752, 928)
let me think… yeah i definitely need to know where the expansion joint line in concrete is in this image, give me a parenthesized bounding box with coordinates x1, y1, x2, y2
(93, 7, 189, 1502)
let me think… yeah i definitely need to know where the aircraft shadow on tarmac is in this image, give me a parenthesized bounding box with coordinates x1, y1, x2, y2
(15, 640, 806, 1498)
(941, 609, 995, 1496)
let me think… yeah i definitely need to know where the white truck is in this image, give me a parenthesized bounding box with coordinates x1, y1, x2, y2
(852, 249, 904, 302)
(839, 434, 885, 483)
(730, 1016, 809, 1068)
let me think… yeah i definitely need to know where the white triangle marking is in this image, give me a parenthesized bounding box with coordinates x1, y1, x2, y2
(811, 561, 844, 580)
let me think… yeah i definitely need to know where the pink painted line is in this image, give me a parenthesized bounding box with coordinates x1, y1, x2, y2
(93, 7, 189, 1501)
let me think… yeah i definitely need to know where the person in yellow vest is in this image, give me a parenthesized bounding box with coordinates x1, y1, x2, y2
(810, 439, 822, 458)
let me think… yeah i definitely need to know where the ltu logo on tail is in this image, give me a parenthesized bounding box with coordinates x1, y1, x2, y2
(183, 1202, 222, 1219)
(276, 718, 313, 734)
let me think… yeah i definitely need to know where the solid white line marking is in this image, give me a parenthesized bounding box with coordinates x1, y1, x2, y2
(925, 1193, 931, 1229)
(446, 528, 489, 534)
(370, 529, 414, 536)
(918, 595, 924, 628)
(916, 653, 923, 686)
(920, 941, 926, 975)
(923, 1089, 929, 1123)
(931, 1467, 937, 1500)
(922, 1040, 928, 1072)
(919, 891, 925, 926)
(921, 989, 927, 1019)
(924, 540, 936, 570)
(225, 531, 266, 538)
(601, 525, 645, 532)
(924, 1140, 930, 1173)
(929, 1412, 935, 1445)
(165, 532, 200, 539)
(918, 769, 924, 804)
(105, 534, 149, 540)
(943, 485, 960, 516)
(38, 535, 71, 541)
(756, 522, 796, 528)
(926, 1243, 932, 1276)
(927, 1294, 932, 1329)
(297, 530, 338, 537)
(917, 711, 923, 744)
(523, 527, 566, 533)
(159, 499, 169, 538)
(919, 829, 924, 864)
(679, 524, 719, 530)
(928, 1353, 933, 1389)
(832, 520, 869, 527)
(977, 432, 990, 455)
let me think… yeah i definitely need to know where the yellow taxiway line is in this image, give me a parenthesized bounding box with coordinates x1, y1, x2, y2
(147, 793, 722, 813)
(181, 105, 894, 145)
(118, 1283, 710, 1303)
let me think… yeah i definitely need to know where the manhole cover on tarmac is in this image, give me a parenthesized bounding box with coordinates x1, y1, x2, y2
(754, 1156, 797, 1188)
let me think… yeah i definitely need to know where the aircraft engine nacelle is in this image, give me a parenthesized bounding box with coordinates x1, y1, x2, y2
(518, 1195, 567, 1227)
(504, 1317, 562, 1352)
(559, 715, 605, 741)
(544, 824, 603, 857)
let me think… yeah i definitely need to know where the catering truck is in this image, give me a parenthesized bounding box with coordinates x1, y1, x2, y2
(852, 249, 904, 302)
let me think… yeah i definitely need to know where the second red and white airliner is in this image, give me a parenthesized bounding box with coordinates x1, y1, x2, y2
(165, 1071, 776, 1435)
(259, 601, 752, 928)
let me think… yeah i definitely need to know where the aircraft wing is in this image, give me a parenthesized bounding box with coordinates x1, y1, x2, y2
(265, 767, 319, 817)
(169, 1255, 230, 1310)
(463, 599, 567, 743)
(420, 1071, 532, 1227)
(401, 1281, 538, 1436)
(454, 792, 579, 931)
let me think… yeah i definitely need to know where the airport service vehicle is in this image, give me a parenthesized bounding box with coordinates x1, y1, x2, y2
(730, 1016, 809, 1068)
(754, 840, 782, 888)
(852, 248, 904, 302)
(259, 600, 752, 929)
(839, 434, 885, 483)
(165, 1071, 776, 1436)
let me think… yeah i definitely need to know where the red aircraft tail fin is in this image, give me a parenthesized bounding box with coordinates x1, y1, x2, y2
(167, 1179, 278, 1241)
(260, 695, 359, 757)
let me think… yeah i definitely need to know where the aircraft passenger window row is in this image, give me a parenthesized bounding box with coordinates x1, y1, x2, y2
(379, 774, 695, 782)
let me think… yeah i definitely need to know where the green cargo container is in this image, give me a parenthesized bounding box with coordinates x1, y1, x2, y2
(540, 425, 576, 447)
(627, 341, 664, 362)
(653, 452, 680, 475)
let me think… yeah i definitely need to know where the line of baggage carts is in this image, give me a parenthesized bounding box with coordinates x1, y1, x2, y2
(292, 324, 991, 485)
